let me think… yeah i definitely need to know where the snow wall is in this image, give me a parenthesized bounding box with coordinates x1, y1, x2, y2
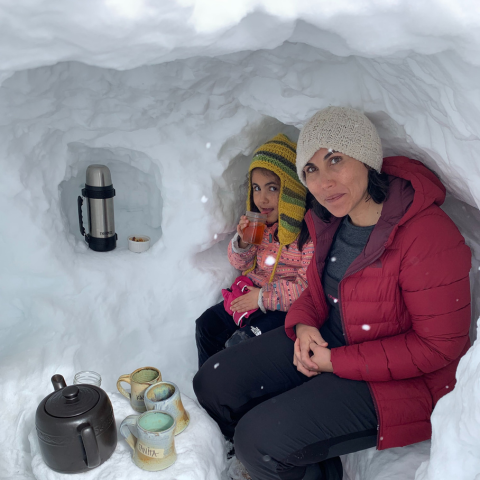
(2, 1, 480, 479)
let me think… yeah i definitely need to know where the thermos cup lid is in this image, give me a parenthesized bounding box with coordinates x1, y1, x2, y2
(86, 165, 113, 187)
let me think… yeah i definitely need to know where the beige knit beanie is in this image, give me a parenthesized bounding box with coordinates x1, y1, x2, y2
(296, 106, 383, 185)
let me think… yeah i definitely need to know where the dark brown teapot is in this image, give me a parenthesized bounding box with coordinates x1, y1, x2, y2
(35, 374, 117, 474)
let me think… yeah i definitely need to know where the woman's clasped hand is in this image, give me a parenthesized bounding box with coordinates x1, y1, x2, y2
(293, 324, 333, 376)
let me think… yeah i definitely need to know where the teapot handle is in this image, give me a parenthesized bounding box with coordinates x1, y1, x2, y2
(120, 415, 139, 451)
(79, 423, 101, 468)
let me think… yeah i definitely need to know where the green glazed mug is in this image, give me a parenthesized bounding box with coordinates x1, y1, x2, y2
(120, 410, 177, 472)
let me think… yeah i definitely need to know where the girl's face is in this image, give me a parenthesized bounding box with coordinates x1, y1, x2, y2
(251, 169, 280, 224)
(303, 148, 369, 220)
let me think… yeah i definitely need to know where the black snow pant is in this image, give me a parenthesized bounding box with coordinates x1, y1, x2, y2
(193, 327, 378, 480)
(195, 301, 287, 368)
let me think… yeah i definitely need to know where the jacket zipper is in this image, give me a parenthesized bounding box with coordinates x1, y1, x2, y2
(367, 382, 382, 449)
(337, 245, 386, 345)
(307, 211, 393, 449)
(337, 246, 386, 448)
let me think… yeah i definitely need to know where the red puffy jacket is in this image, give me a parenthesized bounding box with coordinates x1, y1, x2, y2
(285, 157, 471, 450)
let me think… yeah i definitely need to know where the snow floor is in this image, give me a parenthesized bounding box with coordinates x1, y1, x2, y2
(29, 393, 227, 480)
(28, 389, 432, 480)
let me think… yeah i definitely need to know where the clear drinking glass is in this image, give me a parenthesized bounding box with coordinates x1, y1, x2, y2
(73, 371, 102, 387)
(243, 211, 268, 245)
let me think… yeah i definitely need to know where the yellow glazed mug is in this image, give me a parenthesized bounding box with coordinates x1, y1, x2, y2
(117, 367, 162, 412)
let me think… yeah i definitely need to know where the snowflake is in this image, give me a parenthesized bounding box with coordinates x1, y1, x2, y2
(362, 324, 371, 331)
(206, 142, 211, 149)
(201, 195, 208, 203)
(214, 363, 220, 369)
(265, 255, 276, 266)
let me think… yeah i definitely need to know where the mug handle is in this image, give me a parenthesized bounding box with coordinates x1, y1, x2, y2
(120, 415, 139, 451)
(117, 374, 131, 399)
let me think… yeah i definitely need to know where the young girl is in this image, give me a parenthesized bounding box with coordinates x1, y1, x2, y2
(195, 133, 314, 367)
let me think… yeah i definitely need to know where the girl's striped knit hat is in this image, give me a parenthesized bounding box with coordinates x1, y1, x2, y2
(244, 133, 307, 282)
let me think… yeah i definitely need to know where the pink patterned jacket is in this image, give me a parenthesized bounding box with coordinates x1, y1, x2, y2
(228, 223, 314, 312)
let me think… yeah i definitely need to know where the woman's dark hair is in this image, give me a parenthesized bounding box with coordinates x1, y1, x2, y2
(311, 166, 390, 222)
(248, 168, 312, 251)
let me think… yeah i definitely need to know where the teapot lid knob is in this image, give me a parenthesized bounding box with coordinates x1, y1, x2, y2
(45, 385, 99, 417)
(62, 386, 79, 400)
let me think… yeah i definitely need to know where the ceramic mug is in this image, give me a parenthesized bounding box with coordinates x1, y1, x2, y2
(120, 411, 177, 472)
(144, 381, 190, 435)
(117, 367, 162, 412)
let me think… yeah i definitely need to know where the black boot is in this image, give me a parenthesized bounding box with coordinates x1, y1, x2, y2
(302, 462, 323, 480)
(224, 435, 235, 459)
(225, 329, 252, 348)
(320, 456, 343, 479)
(302, 457, 343, 480)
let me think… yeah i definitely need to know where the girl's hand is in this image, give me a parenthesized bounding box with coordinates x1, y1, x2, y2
(236, 215, 250, 248)
(230, 286, 260, 313)
(293, 324, 328, 376)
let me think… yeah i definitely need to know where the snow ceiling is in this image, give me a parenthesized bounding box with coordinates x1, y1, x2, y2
(2, 1, 480, 480)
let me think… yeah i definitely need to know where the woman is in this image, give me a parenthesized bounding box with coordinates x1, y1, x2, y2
(193, 107, 471, 480)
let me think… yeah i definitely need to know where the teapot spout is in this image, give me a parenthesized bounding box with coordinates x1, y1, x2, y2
(51, 374, 67, 391)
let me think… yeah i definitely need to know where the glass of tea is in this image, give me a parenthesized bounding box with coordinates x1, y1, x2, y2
(242, 211, 268, 245)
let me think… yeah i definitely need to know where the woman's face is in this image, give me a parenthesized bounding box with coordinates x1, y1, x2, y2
(251, 169, 280, 224)
(303, 148, 369, 219)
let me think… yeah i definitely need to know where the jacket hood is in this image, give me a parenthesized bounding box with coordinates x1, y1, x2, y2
(382, 156, 446, 227)
(305, 156, 448, 267)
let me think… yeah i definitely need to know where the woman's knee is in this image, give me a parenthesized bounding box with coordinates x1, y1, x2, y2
(235, 403, 316, 480)
(195, 308, 221, 354)
(234, 405, 284, 478)
(195, 309, 210, 337)
(193, 356, 218, 406)
(234, 402, 277, 460)
(234, 410, 262, 466)
(193, 349, 237, 408)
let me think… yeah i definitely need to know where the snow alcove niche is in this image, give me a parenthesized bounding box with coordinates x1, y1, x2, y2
(60, 143, 163, 248)
(2, 2, 480, 480)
